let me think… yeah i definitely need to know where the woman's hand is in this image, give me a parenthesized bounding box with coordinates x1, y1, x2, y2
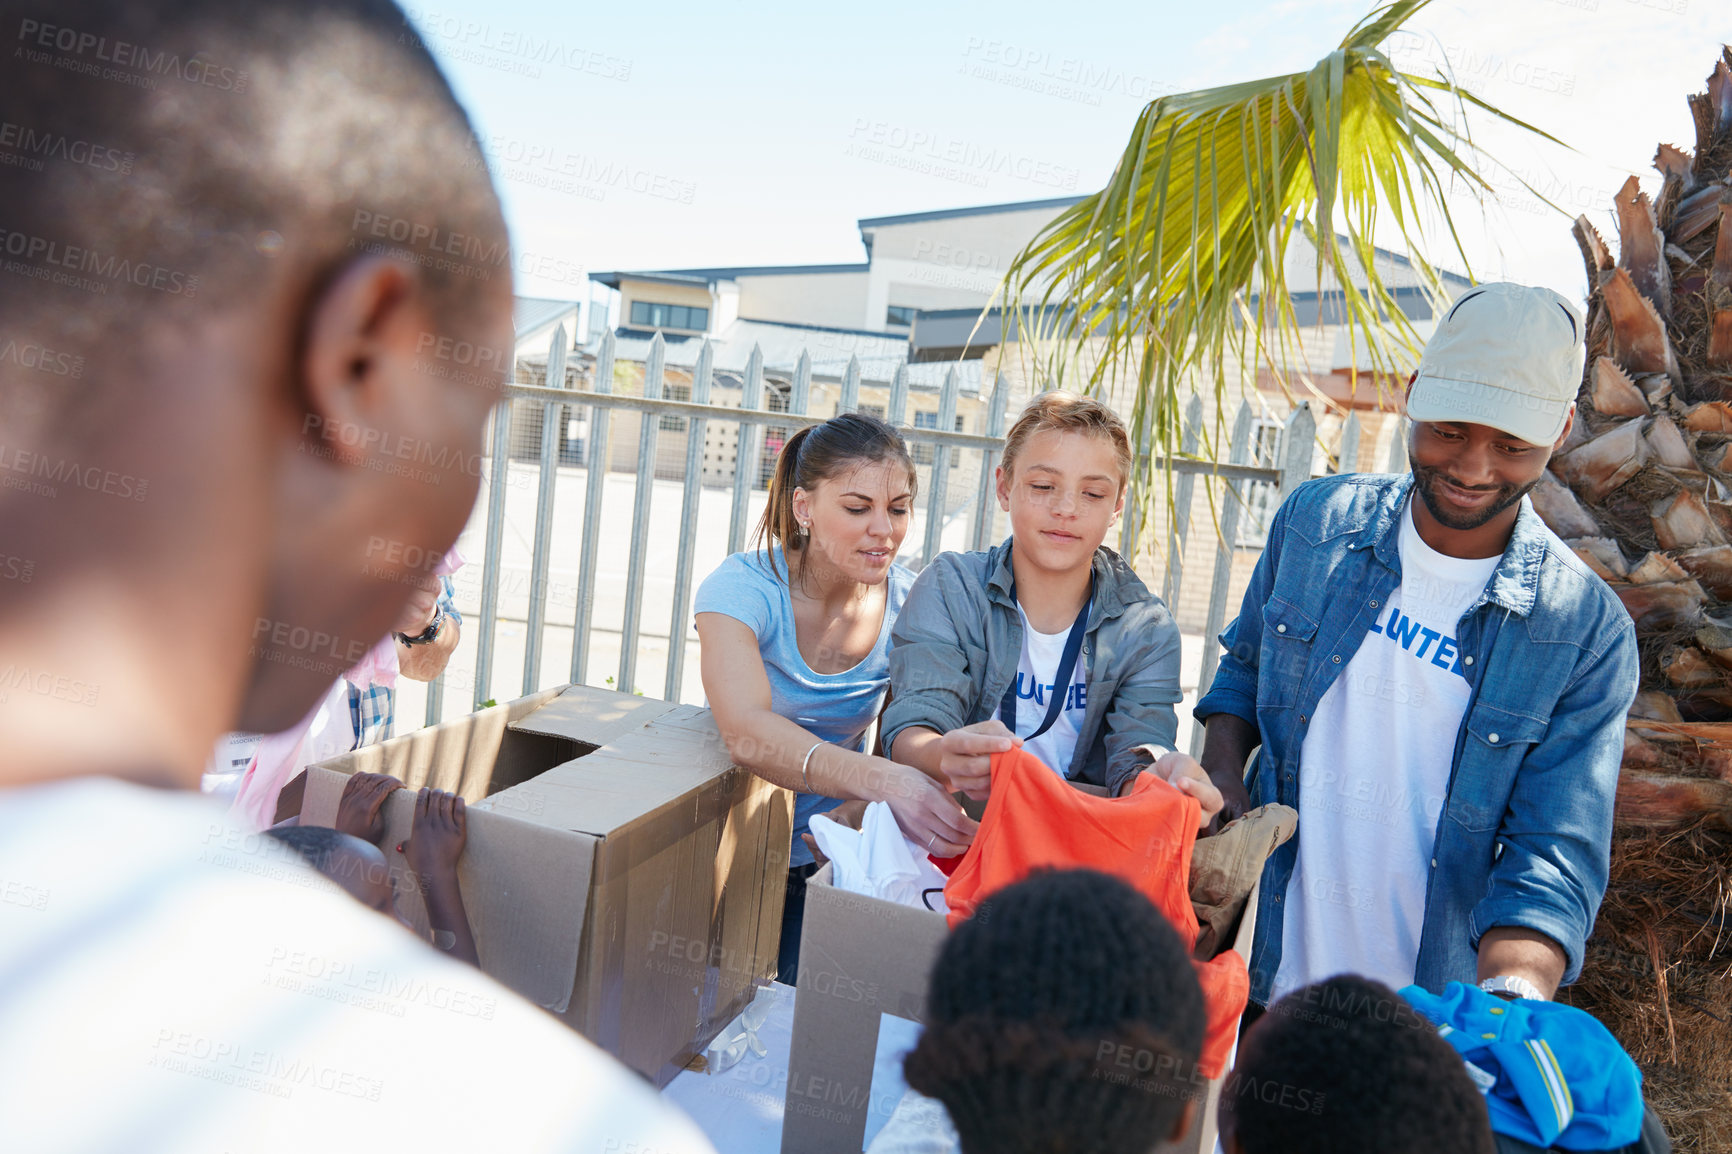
(879, 763, 978, 857)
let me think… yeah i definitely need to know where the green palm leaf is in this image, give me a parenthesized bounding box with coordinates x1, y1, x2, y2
(996, 0, 1564, 480)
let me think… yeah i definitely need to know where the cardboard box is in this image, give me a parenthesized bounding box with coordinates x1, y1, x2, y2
(781, 861, 1259, 1154)
(295, 684, 794, 1087)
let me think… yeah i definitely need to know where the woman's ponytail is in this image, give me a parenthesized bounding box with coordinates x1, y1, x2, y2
(754, 424, 816, 583)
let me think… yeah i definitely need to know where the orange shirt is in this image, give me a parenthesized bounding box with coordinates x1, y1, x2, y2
(942, 747, 1249, 1078)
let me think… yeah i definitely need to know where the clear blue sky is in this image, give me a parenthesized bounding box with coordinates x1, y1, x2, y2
(403, 0, 1727, 307)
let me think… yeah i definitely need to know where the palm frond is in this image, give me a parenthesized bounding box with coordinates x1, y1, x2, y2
(995, 0, 1565, 482)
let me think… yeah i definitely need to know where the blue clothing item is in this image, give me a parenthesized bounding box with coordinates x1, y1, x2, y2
(1194, 473, 1637, 1003)
(695, 548, 916, 867)
(1402, 982, 1646, 1150)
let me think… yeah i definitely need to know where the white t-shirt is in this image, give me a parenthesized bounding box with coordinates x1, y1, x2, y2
(999, 599, 1091, 776)
(1270, 499, 1502, 1002)
(0, 776, 718, 1154)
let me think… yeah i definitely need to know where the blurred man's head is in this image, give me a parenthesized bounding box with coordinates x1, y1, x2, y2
(1222, 976, 1496, 1154)
(267, 825, 400, 918)
(0, 0, 511, 785)
(903, 869, 1207, 1154)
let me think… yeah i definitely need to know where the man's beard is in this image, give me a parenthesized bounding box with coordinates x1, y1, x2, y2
(1411, 464, 1539, 530)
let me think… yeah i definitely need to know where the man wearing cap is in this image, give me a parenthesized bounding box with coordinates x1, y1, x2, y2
(1195, 282, 1639, 1015)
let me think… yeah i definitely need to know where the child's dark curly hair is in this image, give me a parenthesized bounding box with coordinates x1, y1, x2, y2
(903, 869, 1206, 1153)
(1223, 975, 1495, 1154)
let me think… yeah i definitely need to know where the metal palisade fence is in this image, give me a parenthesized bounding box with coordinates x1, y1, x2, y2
(424, 327, 1402, 750)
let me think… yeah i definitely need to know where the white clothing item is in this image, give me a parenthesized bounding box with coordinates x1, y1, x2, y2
(999, 599, 1090, 776)
(0, 776, 717, 1154)
(1271, 500, 1502, 1002)
(865, 1090, 960, 1154)
(808, 801, 950, 914)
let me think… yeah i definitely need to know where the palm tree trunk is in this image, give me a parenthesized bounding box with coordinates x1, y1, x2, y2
(1532, 48, 1732, 1153)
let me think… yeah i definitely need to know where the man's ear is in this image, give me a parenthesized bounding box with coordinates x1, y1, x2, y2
(1404, 370, 1418, 403)
(298, 254, 423, 467)
(995, 463, 1012, 512)
(1551, 404, 1576, 451)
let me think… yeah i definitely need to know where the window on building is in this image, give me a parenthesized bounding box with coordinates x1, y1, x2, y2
(859, 404, 886, 421)
(759, 385, 791, 487)
(629, 300, 709, 332)
(1236, 418, 1285, 548)
(886, 304, 917, 328)
(659, 382, 691, 432)
(911, 411, 966, 467)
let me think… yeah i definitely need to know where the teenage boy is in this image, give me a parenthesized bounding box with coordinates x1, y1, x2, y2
(1195, 283, 1638, 1012)
(885, 393, 1220, 820)
(0, 1, 712, 1150)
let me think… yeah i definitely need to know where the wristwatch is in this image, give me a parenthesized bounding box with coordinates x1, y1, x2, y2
(396, 603, 445, 647)
(1479, 974, 1546, 1002)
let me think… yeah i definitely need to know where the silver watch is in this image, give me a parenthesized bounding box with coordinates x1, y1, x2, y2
(1479, 974, 1546, 1002)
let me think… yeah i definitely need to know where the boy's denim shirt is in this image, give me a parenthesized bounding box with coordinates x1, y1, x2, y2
(883, 539, 1183, 794)
(1194, 473, 1637, 1005)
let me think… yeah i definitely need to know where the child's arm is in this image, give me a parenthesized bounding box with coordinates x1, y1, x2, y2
(883, 557, 1013, 798)
(404, 787, 481, 968)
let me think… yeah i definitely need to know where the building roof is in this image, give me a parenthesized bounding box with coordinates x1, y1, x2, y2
(513, 296, 580, 340)
(855, 196, 1087, 232)
(578, 317, 984, 394)
(590, 263, 869, 289)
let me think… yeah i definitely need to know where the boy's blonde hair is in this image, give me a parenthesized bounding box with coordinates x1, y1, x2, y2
(1000, 392, 1134, 495)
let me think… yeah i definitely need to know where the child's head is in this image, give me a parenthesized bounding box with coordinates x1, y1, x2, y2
(754, 411, 916, 588)
(997, 393, 1133, 572)
(268, 826, 400, 920)
(904, 868, 1206, 1154)
(1223, 975, 1495, 1154)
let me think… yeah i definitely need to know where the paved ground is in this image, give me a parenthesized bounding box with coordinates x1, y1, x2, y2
(391, 458, 1211, 754)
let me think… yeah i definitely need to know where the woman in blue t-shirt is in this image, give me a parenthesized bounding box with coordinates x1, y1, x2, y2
(696, 412, 977, 983)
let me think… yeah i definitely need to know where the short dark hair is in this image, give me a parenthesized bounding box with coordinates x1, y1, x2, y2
(1224, 975, 1496, 1154)
(265, 825, 357, 875)
(1, 0, 505, 429)
(903, 869, 1206, 1154)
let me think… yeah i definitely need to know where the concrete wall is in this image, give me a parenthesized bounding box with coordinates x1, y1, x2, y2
(735, 271, 871, 330)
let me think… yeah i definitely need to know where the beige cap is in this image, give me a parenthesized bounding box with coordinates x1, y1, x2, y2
(1406, 282, 1585, 447)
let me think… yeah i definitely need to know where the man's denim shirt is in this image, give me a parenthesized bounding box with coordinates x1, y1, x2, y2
(1193, 473, 1637, 1005)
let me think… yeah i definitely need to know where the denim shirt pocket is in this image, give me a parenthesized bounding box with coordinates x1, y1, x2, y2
(1259, 596, 1320, 710)
(1447, 705, 1547, 833)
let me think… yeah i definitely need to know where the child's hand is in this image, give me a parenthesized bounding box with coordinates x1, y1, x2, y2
(1148, 752, 1225, 831)
(335, 772, 402, 845)
(403, 788, 467, 877)
(938, 720, 1020, 800)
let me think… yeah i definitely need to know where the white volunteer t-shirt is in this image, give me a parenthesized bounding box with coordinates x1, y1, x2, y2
(1270, 499, 1501, 1002)
(0, 776, 718, 1154)
(999, 599, 1091, 776)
